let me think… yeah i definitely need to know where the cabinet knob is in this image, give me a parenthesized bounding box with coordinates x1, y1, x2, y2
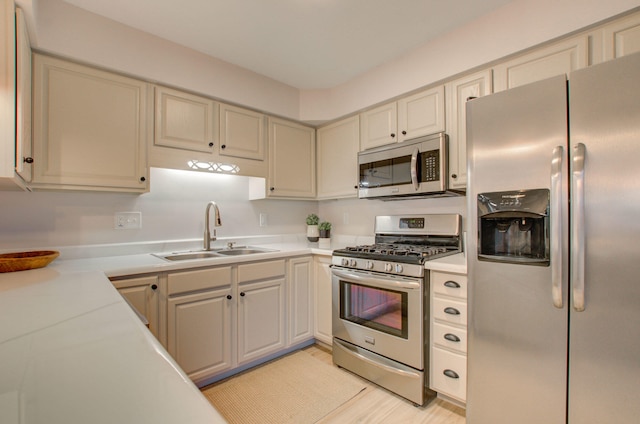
(451, 174, 458, 179)
(390, 133, 396, 138)
(221, 144, 226, 149)
(151, 284, 158, 290)
(240, 292, 245, 297)
(269, 187, 275, 191)
(443, 369, 460, 379)
(354, 185, 358, 189)
(23, 157, 34, 164)
(226, 295, 232, 300)
(444, 280, 460, 288)
(140, 176, 146, 182)
(444, 307, 460, 315)
(208, 142, 214, 147)
(401, 131, 407, 135)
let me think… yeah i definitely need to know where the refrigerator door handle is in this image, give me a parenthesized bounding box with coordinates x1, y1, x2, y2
(550, 146, 564, 308)
(572, 143, 586, 312)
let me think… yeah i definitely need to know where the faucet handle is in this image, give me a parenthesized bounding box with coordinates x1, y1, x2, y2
(227, 242, 235, 249)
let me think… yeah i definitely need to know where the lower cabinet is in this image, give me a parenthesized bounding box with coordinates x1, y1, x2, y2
(236, 260, 287, 364)
(313, 256, 333, 345)
(115, 256, 315, 384)
(429, 270, 468, 405)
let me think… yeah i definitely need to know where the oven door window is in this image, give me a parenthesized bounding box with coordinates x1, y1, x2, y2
(340, 281, 408, 339)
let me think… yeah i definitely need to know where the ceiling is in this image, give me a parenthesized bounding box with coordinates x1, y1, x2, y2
(62, 0, 516, 90)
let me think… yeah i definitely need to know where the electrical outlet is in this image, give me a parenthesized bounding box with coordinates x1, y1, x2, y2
(259, 213, 268, 227)
(115, 212, 142, 230)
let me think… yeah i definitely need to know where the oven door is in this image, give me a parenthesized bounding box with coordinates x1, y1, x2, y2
(331, 266, 425, 369)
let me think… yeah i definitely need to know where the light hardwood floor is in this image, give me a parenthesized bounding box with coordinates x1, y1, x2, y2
(205, 343, 466, 423)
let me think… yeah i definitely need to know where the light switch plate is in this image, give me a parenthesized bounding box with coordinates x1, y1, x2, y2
(115, 212, 142, 230)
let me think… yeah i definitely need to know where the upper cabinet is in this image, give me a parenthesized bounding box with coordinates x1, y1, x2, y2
(360, 85, 445, 150)
(266, 118, 316, 198)
(154, 86, 217, 153)
(602, 13, 640, 60)
(445, 69, 492, 190)
(0, 2, 30, 190)
(32, 54, 150, 192)
(317, 115, 359, 199)
(493, 37, 588, 92)
(219, 103, 265, 161)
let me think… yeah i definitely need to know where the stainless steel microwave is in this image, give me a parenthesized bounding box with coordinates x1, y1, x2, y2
(358, 132, 463, 199)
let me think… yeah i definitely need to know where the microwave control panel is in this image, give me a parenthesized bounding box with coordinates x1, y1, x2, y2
(421, 150, 440, 182)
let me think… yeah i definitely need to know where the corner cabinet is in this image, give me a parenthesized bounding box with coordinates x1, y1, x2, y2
(112, 275, 162, 342)
(316, 115, 359, 199)
(266, 118, 316, 198)
(32, 54, 150, 192)
(430, 271, 468, 405)
(445, 70, 492, 190)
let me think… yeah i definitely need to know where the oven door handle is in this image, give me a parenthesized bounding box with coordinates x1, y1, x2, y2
(332, 268, 422, 290)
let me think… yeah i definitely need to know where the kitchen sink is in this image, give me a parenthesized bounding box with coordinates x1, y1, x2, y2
(154, 246, 277, 261)
(159, 252, 223, 261)
(216, 248, 273, 256)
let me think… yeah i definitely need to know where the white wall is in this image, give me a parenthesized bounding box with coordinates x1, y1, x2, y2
(0, 168, 317, 251)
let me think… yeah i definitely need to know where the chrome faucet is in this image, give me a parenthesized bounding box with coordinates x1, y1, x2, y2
(204, 201, 222, 251)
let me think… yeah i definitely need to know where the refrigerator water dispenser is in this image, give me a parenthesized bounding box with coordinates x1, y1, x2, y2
(477, 189, 550, 265)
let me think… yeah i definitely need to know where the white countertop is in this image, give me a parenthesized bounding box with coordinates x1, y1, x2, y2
(0, 237, 466, 424)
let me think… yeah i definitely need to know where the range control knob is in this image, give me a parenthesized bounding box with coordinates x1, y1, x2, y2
(366, 261, 374, 270)
(349, 259, 357, 267)
(395, 264, 403, 273)
(341, 258, 349, 266)
(384, 263, 393, 272)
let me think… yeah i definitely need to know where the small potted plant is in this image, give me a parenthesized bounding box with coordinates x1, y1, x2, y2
(306, 213, 319, 242)
(319, 221, 332, 239)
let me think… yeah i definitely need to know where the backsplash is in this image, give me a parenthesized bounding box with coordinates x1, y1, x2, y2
(0, 168, 467, 253)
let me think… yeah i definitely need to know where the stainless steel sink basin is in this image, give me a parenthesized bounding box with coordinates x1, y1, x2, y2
(154, 246, 277, 261)
(216, 248, 271, 256)
(160, 252, 222, 261)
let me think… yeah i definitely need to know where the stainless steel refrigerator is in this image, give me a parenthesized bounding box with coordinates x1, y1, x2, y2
(466, 52, 640, 423)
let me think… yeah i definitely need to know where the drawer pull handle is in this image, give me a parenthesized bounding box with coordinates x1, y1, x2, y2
(443, 369, 460, 379)
(444, 307, 460, 315)
(444, 280, 460, 288)
(444, 333, 460, 342)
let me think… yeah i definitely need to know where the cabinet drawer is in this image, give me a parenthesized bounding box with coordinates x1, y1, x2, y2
(432, 322, 467, 353)
(433, 297, 467, 326)
(431, 347, 467, 402)
(168, 266, 232, 295)
(432, 272, 467, 299)
(238, 260, 285, 283)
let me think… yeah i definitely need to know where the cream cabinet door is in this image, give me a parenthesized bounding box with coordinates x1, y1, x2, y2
(268, 117, 316, 198)
(493, 36, 588, 92)
(167, 286, 234, 381)
(445, 70, 492, 190)
(32, 54, 149, 192)
(154, 86, 217, 153)
(317, 115, 359, 199)
(360, 101, 397, 150)
(237, 278, 286, 364)
(397, 86, 445, 143)
(112, 275, 161, 341)
(219, 103, 265, 161)
(313, 256, 333, 345)
(603, 13, 640, 60)
(288, 257, 314, 345)
(15, 7, 31, 183)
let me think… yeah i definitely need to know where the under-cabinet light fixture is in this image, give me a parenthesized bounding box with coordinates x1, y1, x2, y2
(187, 160, 240, 174)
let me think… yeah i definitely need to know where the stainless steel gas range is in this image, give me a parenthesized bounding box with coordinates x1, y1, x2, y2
(331, 214, 462, 405)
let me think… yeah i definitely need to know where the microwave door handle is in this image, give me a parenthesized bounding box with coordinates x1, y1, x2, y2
(411, 147, 419, 191)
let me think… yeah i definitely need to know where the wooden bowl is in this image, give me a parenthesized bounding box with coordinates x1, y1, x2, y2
(0, 250, 60, 273)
